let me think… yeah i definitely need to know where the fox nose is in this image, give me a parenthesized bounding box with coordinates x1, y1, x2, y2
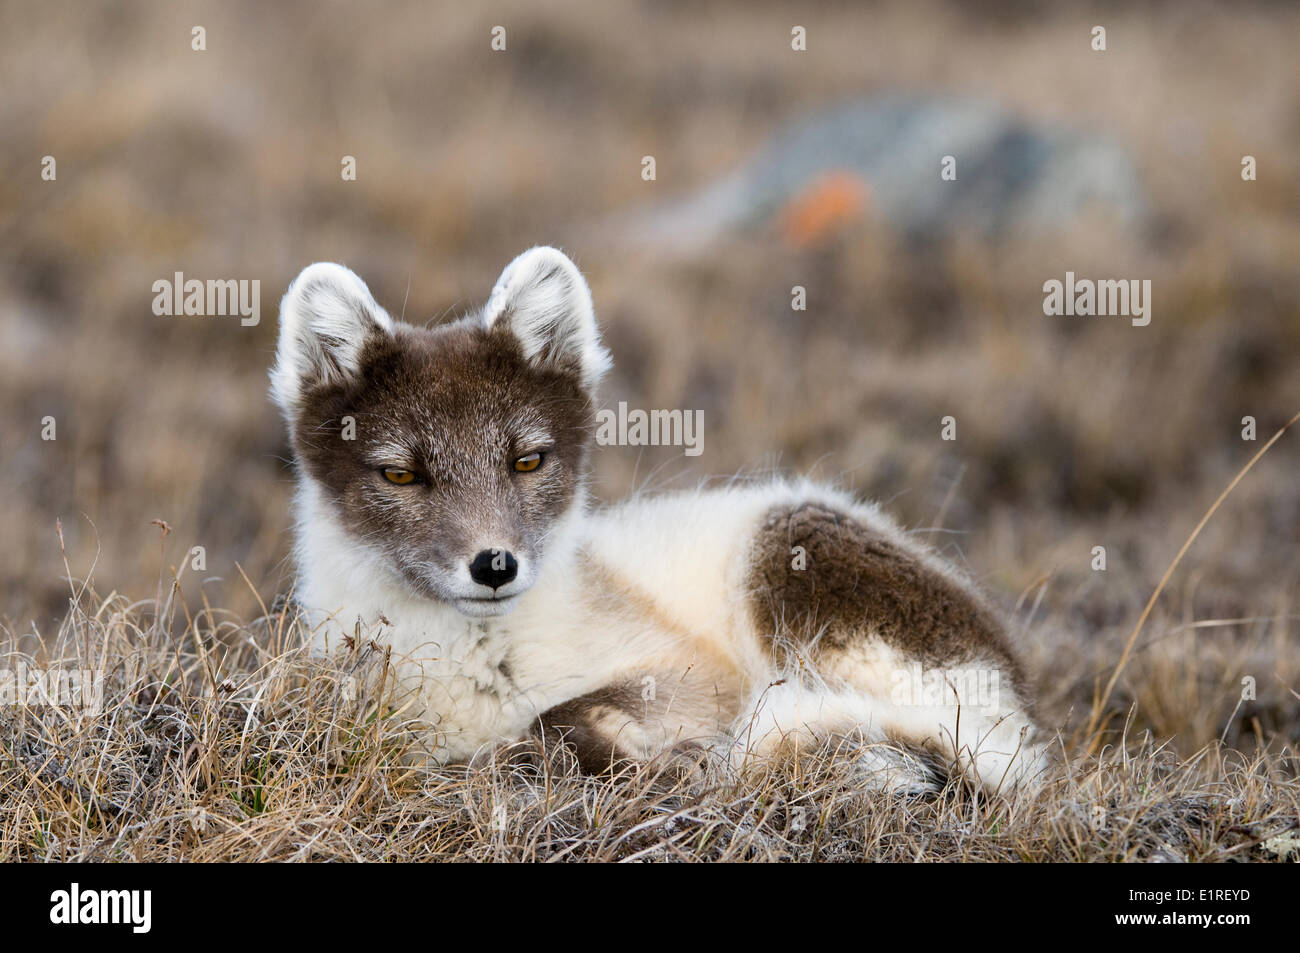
(469, 549, 518, 590)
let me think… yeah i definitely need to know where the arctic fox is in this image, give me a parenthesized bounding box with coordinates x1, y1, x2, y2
(271, 247, 1045, 792)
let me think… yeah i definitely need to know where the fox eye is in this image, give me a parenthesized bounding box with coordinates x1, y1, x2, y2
(513, 452, 543, 473)
(382, 468, 418, 485)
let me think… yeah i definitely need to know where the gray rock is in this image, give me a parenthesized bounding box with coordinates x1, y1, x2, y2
(607, 95, 1148, 249)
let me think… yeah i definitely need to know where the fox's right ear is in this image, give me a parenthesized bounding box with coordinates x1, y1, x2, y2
(270, 263, 394, 415)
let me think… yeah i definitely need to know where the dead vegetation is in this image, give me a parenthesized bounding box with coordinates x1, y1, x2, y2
(1, 1, 1298, 861)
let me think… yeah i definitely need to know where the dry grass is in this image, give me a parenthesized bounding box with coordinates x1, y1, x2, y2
(2, 551, 1297, 863)
(2, 1, 1299, 861)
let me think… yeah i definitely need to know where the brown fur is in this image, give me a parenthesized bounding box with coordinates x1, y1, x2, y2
(535, 669, 739, 774)
(748, 502, 1030, 701)
(533, 681, 647, 773)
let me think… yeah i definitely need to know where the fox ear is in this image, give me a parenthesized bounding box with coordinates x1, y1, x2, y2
(482, 246, 611, 390)
(271, 262, 394, 415)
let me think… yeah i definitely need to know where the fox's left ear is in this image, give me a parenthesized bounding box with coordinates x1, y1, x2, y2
(482, 246, 611, 391)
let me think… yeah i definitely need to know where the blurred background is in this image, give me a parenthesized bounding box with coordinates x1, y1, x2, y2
(1, 0, 1297, 752)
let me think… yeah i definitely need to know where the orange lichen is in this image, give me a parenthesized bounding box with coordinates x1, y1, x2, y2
(777, 170, 872, 247)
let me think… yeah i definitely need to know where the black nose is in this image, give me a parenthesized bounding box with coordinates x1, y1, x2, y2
(469, 549, 518, 589)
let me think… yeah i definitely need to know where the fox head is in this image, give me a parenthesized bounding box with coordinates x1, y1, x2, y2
(271, 247, 611, 618)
